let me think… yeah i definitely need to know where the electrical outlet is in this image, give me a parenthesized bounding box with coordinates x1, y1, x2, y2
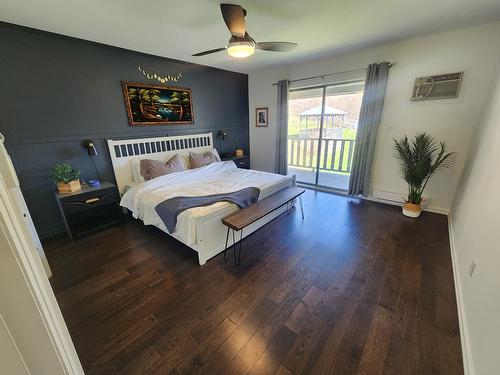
(469, 260, 476, 277)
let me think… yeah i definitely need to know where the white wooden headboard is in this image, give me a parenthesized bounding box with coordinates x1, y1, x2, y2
(107, 132, 214, 193)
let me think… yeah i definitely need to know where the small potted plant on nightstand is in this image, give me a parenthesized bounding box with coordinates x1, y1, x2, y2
(394, 133, 454, 218)
(53, 163, 82, 193)
(234, 137, 244, 157)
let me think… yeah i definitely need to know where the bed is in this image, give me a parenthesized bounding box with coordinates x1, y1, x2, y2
(107, 133, 295, 265)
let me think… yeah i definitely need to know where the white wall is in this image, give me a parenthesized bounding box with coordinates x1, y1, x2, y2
(249, 21, 500, 212)
(450, 56, 500, 375)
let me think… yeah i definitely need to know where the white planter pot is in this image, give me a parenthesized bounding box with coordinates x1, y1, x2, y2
(402, 202, 422, 218)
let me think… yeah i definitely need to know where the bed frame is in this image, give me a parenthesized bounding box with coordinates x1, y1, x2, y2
(107, 132, 295, 265)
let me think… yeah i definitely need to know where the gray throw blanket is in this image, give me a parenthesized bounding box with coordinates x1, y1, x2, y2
(155, 187, 260, 232)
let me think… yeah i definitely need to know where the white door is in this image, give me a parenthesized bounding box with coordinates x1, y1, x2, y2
(0, 135, 84, 374)
(0, 134, 51, 277)
(0, 316, 30, 375)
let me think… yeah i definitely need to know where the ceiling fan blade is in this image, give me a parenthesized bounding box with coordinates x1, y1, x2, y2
(220, 3, 246, 37)
(255, 42, 298, 52)
(192, 47, 226, 57)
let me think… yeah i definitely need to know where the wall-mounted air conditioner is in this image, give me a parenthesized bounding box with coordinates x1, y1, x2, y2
(410, 71, 463, 101)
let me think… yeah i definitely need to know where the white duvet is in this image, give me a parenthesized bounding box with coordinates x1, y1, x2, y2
(120, 161, 291, 245)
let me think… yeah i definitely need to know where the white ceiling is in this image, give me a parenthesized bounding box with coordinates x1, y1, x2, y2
(2, 0, 500, 74)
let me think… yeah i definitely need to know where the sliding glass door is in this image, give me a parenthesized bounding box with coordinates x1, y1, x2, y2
(287, 87, 323, 184)
(287, 80, 365, 191)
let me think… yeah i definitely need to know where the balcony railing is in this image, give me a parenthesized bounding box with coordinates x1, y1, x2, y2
(288, 137, 356, 173)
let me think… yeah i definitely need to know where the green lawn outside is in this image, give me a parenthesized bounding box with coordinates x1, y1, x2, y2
(288, 126, 356, 139)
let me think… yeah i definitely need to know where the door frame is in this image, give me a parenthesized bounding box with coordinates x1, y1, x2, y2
(314, 85, 327, 186)
(0, 138, 84, 374)
(289, 79, 364, 192)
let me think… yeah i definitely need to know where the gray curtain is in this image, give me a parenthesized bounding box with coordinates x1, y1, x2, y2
(275, 80, 289, 175)
(348, 62, 390, 196)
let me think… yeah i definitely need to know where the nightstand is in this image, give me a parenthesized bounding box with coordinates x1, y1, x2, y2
(54, 182, 122, 240)
(222, 155, 250, 169)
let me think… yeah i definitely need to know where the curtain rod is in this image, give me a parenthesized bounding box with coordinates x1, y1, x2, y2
(271, 61, 397, 86)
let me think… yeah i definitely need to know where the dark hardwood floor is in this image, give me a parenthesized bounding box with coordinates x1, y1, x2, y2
(44, 189, 463, 375)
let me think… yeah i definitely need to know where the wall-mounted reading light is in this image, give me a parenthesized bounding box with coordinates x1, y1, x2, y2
(82, 139, 100, 186)
(217, 130, 228, 140)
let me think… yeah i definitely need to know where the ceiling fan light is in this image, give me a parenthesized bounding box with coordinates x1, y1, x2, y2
(227, 41, 255, 58)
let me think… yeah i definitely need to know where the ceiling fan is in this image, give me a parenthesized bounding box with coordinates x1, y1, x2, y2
(192, 3, 297, 58)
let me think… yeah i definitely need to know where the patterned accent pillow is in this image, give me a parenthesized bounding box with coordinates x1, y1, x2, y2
(189, 149, 221, 168)
(139, 154, 186, 181)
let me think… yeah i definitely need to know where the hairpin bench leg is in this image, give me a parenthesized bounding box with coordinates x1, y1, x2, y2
(231, 229, 236, 264)
(223, 226, 230, 261)
(299, 195, 304, 220)
(237, 229, 243, 265)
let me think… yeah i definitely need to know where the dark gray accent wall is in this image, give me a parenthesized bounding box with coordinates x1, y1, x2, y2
(0, 23, 249, 238)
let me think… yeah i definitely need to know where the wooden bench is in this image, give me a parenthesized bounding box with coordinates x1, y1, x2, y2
(221, 187, 305, 265)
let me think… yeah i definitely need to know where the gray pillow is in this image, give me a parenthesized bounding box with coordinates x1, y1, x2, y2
(140, 154, 186, 181)
(189, 150, 221, 168)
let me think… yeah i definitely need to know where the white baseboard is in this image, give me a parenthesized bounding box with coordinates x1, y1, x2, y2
(372, 189, 403, 203)
(447, 215, 473, 375)
(370, 189, 450, 215)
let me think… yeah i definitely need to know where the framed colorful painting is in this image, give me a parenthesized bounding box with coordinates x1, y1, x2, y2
(122, 81, 194, 126)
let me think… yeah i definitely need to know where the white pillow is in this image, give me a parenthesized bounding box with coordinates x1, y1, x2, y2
(176, 152, 191, 169)
(131, 159, 145, 183)
(212, 148, 221, 161)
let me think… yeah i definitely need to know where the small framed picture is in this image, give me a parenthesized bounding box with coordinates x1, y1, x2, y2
(256, 107, 268, 127)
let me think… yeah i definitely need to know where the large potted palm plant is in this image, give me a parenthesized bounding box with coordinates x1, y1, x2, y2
(394, 133, 454, 217)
